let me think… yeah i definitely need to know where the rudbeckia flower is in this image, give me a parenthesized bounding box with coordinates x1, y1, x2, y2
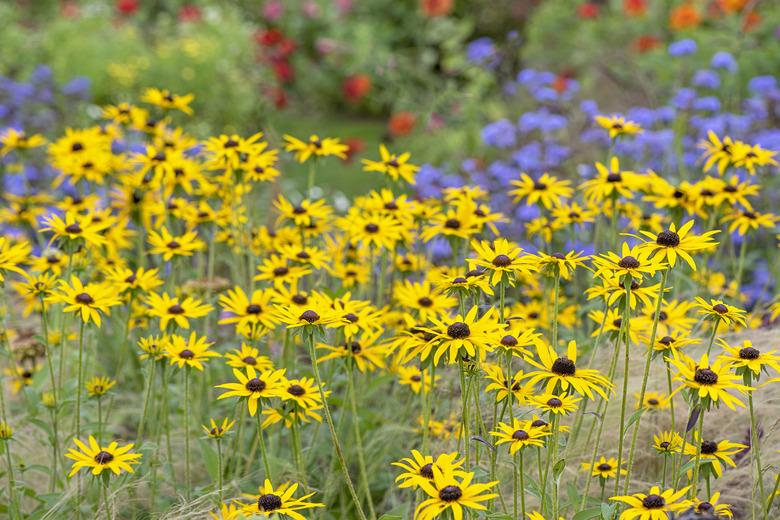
(66, 436, 142, 477)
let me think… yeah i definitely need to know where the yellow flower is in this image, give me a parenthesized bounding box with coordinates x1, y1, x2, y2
(361, 145, 419, 185)
(509, 172, 573, 209)
(699, 131, 737, 175)
(165, 332, 220, 371)
(668, 352, 751, 410)
(392, 450, 467, 490)
(523, 340, 612, 400)
(147, 227, 205, 261)
(141, 87, 194, 115)
(635, 220, 719, 270)
(610, 485, 692, 519)
(491, 418, 550, 454)
(146, 292, 212, 330)
(240, 479, 324, 518)
(396, 365, 439, 394)
(683, 432, 748, 478)
(581, 157, 646, 203)
(224, 343, 274, 371)
(283, 134, 348, 162)
(468, 238, 538, 286)
(720, 209, 778, 236)
(594, 114, 643, 140)
(215, 366, 286, 416)
(530, 393, 581, 415)
(418, 306, 502, 365)
(47, 276, 122, 327)
(218, 286, 277, 337)
(85, 376, 117, 397)
(692, 297, 746, 328)
(415, 464, 498, 520)
(653, 431, 683, 454)
(66, 435, 142, 477)
(0, 237, 31, 284)
(202, 418, 236, 439)
(41, 211, 109, 249)
(593, 242, 667, 282)
(717, 338, 780, 379)
(635, 391, 669, 411)
(581, 456, 626, 480)
(0, 128, 46, 156)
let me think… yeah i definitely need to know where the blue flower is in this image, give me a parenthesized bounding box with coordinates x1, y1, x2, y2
(668, 39, 697, 57)
(692, 69, 720, 90)
(481, 119, 517, 148)
(710, 52, 737, 73)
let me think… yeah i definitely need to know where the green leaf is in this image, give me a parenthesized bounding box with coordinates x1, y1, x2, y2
(377, 515, 402, 520)
(601, 502, 618, 520)
(198, 439, 218, 482)
(572, 507, 602, 520)
(553, 458, 566, 479)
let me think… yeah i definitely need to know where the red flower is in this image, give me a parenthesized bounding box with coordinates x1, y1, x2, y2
(623, 0, 647, 16)
(633, 35, 661, 53)
(255, 28, 284, 47)
(388, 112, 416, 138)
(61, 1, 80, 18)
(742, 10, 761, 31)
(179, 5, 202, 23)
(272, 60, 294, 83)
(420, 0, 453, 17)
(343, 74, 372, 103)
(578, 2, 599, 19)
(669, 3, 701, 30)
(116, 0, 139, 15)
(267, 87, 288, 109)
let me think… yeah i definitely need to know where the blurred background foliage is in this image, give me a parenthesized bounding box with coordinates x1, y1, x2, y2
(2, 0, 780, 168)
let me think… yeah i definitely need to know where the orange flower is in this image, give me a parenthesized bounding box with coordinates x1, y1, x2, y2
(388, 111, 416, 138)
(633, 35, 661, 53)
(343, 74, 372, 103)
(669, 3, 701, 30)
(717, 0, 748, 13)
(743, 10, 761, 31)
(420, 0, 453, 17)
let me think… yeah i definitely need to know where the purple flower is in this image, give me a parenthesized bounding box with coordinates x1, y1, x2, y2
(692, 69, 720, 90)
(711, 52, 737, 73)
(466, 38, 497, 67)
(692, 96, 721, 112)
(672, 88, 696, 110)
(481, 119, 517, 148)
(668, 39, 697, 57)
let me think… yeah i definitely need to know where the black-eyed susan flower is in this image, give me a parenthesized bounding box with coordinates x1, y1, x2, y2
(85, 376, 117, 398)
(593, 242, 667, 282)
(138, 335, 169, 362)
(395, 280, 456, 323)
(581, 456, 626, 480)
(721, 210, 778, 236)
(415, 464, 498, 520)
(343, 211, 407, 250)
(393, 450, 466, 490)
(509, 172, 573, 210)
(361, 145, 419, 185)
(0, 237, 30, 284)
(468, 238, 537, 286)
(105, 266, 163, 296)
(652, 333, 699, 354)
(653, 431, 683, 454)
(274, 300, 339, 330)
(668, 352, 751, 410)
(610, 485, 691, 519)
(483, 363, 534, 404)
(0, 422, 12, 440)
(218, 286, 277, 337)
(278, 377, 326, 412)
(241, 479, 324, 518)
(691, 492, 733, 518)
(523, 340, 612, 400)
(581, 157, 646, 203)
(202, 418, 236, 439)
(693, 297, 747, 328)
(533, 250, 589, 280)
(40, 211, 109, 249)
(635, 391, 669, 411)
(317, 329, 388, 372)
(284, 134, 347, 163)
(732, 141, 778, 174)
(224, 343, 274, 371)
(146, 292, 212, 330)
(595, 114, 642, 140)
(0, 128, 46, 156)
(419, 307, 502, 365)
(397, 365, 439, 394)
(255, 256, 312, 288)
(530, 393, 581, 415)
(141, 87, 194, 115)
(635, 220, 719, 270)
(491, 418, 550, 454)
(165, 332, 220, 371)
(66, 436, 142, 477)
(47, 277, 122, 327)
(274, 195, 333, 228)
(718, 339, 780, 379)
(216, 366, 286, 416)
(147, 227, 205, 260)
(699, 131, 737, 175)
(683, 432, 748, 478)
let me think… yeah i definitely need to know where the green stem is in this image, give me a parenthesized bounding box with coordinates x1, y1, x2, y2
(40, 299, 59, 491)
(97, 397, 103, 444)
(458, 357, 470, 468)
(765, 469, 780, 514)
(256, 406, 271, 479)
(613, 278, 632, 496)
(689, 408, 705, 499)
(75, 321, 86, 440)
(748, 383, 766, 514)
(346, 365, 376, 520)
(306, 331, 367, 520)
(216, 439, 223, 504)
(184, 367, 191, 501)
(136, 361, 156, 441)
(623, 269, 668, 493)
(551, 270, 560, 348)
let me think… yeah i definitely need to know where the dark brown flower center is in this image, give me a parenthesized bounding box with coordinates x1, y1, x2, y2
(299, 310, 320, 323)
(444, 219, 461, 229)
(75, 293, 94, 305)
(694, 368, 718, 385)
(659, 335, 674, 346)
(512, 429, 530, 441)
(712, 303, 728, 314)
(94, 451, 114, 464)
(179, 349, 195, 359)
(647, 398, 659, 406)
(500, 335, 518, 347)
(364, 223, 379, 233)
(597, 463, 612, 471)
(242, 356, 257, 366)
(701, 440, 718, 454)
(257, 493, 282, 511)
(551, 357, 575, 376)
(273, 266, 290, 277)
(246, 304, 262, 314)
(168, 304, 185, 315)
(656, 230, 681, 247)
(65, 223, 83, 234)
(739, 347, 760, 359)
(344, 313, 359, 323)
(606, 173, 622, 182)
(292, 294, 308, 305)
(531, 419, 547, 428)
(246, 378, 266, 392)
(492, 254, 511, 267)
(287, 384, 305, 396)
(419, 463, 434, 479)
(166, 240, 181, 249)
(417, 297, 434, 308)
(642, 494, 665, 509)
(547, 397, 563, 407)
(447, 322, 471, 339)
(618, 256, 640, 269)
(438, 485, 462, 502)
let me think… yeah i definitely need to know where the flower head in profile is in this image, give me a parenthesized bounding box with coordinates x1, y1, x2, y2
(415, 464, 498, 520)
(147, 227, 205, 261)
(509, 172, 573, 209)
(240, 479, 324, 518)
(718, 338, 780, 380)
(165, 332, 220, 371)
(392, 450, 466, 490)
(533, 250, 589, 280)
(66, 436, 142, 477)
(0, 128, 46, 156)
(147, 292, 213, 330)
(85, 376, 117, 398)
(0, 237, 31, 284)
(693, 297, 746, 328)
(595, 114, 643, 140)
(284, 134, 348, 162)
(683, 431, 747, 478)
(610, 485, 692, 519)
(202, 418, 236, 439)
(691, 492, 732, 518)
(41, 211, 109, 249)
(362, 144, 419, 185)
(652, 431, 683, 455)
(699, 131, 737, 175)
